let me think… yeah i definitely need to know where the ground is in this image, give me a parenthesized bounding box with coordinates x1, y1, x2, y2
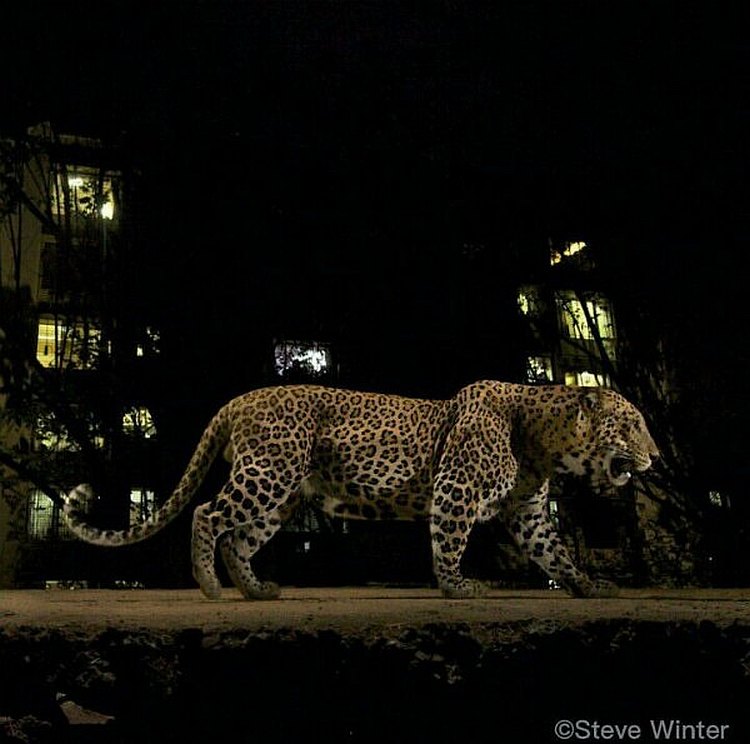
(3, 586, 750, 634)
(2, 587, 750, 743)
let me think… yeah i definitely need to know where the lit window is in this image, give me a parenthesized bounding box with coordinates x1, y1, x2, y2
(550, 240, 587, 266)
(35, 412, 105, 452)
(37, 318, 59, 367)
(122, 407, 157, 439)
(564, 371, 610, 388)
(51, 167, 117, 221)
(36, 317, 101, 369)
(274, 340, 331, 378)
(100, 200, 114, 220)
(35, 415, 76, 452)
(526, 356, 553, 383)
(27, 490, 72, 541)
(556, 291, 615, 342)
(708, 490, 730, 508)
(517, 285, 543, 317)
(129, 488, 156, 526)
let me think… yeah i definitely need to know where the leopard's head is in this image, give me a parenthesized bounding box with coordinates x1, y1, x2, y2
(567, 388, 659, 487)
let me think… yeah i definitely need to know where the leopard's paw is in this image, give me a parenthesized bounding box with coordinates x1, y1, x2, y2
(569, 578, 620, 598)
(241, 581, 281, 601)
(441, 579, 489, 599)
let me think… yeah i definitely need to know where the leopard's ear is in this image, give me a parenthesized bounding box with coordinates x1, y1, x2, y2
(579, 388, 602, 412)
(576, 389, 602, 434)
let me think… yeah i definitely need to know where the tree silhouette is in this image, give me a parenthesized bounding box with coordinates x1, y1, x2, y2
(1, 125, 154, 584)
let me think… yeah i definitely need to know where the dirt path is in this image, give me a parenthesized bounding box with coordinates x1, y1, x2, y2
(3, 586, 750, 635)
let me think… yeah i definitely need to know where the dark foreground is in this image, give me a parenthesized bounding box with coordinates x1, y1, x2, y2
(2, 587, 750, 743)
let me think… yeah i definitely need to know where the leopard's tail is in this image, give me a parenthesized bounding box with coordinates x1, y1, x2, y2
(62, 405, 231, 547)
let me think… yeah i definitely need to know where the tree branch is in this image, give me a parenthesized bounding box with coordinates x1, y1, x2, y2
(0, 449, 65, 509)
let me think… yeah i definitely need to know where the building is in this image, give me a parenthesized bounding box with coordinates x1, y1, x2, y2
(0, 123, 160, 587)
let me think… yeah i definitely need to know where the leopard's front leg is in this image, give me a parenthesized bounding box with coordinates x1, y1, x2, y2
(429, 485, 487, 599)
(504, 482, 619, 598)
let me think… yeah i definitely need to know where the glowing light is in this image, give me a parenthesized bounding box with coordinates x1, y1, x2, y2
(550, 240, 587, 266)
(100, 200, 114, 220)
(274, 341, 331, 377)
(564, 370, 606, 387)
(526, 356, 553, 383)
(517, 285, 542, 317)
(122, 407, 157, 439)
(518, 292, 531, 315)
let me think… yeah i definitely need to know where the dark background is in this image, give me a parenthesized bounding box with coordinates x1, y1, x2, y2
(2, 1, 750, 592)
(1, 1, 748, 405)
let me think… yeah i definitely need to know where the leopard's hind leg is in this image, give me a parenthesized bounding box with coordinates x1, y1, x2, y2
(217, 522, 282, 600)
(218, 489, 303, 599)
(191, 500, 224, 599)
(192, 469, 305, 600)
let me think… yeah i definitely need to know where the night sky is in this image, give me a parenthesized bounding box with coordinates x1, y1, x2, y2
(2, 2, 749, 395)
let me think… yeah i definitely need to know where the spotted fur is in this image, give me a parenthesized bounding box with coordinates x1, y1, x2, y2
(63, 381, 658, 599)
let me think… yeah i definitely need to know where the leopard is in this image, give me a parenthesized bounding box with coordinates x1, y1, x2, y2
(63, 381, 659, 600)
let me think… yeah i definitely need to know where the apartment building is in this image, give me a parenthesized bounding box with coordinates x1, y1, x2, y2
(0, 123, 159, 587)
